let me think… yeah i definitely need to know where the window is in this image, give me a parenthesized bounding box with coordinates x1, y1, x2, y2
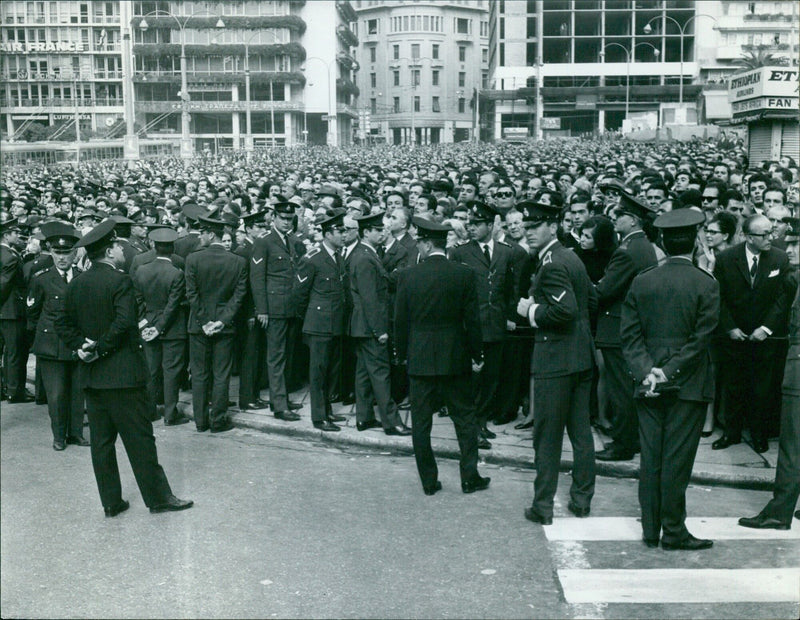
(458, 72, 466, 87)
(411, 43, 420, 59)
(393, 96, 400, 113)
(482, 72, 488, 88)
(482, 48, 488, 63)
(370, 47, 376, 62)
(480, 21, 488, 37)
(432, 69, 439, 86)
(459, 46, 466, 62)
(412, 69, 420, 86)
(414, 95, 420, 112)
(367, 19, 378, 34)
(432, 96, 440, 112)
(458, 98, 466, 113)
(500, 17, 505, 39)
(370, 97, 377, 114)
(393, 44, 399, 60)
(370, 72, 376, 88)
(432, 43, 439, 59)
(393, 70, 400, 86)
(456, 18, 469, 34)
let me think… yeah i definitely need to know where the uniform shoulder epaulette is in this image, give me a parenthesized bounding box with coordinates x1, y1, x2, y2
(497, 239, 511, 248)
(32, 266, 50, 279)
(305, 246, 321, 258)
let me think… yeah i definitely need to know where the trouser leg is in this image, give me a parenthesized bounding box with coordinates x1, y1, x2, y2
(443, 373, 480, 483)
(266, 318, 289, 412)
(162, 339, 186, 423)
(531, 374, 571, 518)
(409, 376, 437, 487)
(602, 347, 640, 453)
(189, 334, 210, 429)
(209, 334, 234, 428)
(84, 388, 123, 508)
(636, 399, 664, 541)
(39, 358, 69, 441)
(565, 370, 596, 509)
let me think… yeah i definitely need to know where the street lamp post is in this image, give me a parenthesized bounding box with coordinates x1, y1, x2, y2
(643, 13, 717, 107)
(138, 10, 225, 159)
(302, 57, 334, 146)
(243, 31, 279, 151)
(600, 42, 660, 121)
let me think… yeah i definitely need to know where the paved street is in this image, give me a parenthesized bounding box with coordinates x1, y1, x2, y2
(2, 399, 799, 619)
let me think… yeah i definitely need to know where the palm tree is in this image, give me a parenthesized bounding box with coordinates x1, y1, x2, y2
(735, 50, 789, 70)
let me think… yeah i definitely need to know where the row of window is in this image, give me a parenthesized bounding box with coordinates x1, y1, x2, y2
(1, 2, 118, 25)
(364, 16, 488, 37)
(132, 1, 291, 17)
(364, 43, 487, 65)
(3, 27, 120, 49)
(2, 54, 120, 76)
(133, 27, 290, 46)
(369, 69, 471, 88)
(134, 55, 292, 74)
(368, 95, 469, 115)
(4, 83, 122, 103)
(722, 32, 791, 45)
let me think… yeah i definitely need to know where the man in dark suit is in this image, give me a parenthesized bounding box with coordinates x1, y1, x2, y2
(132, 227, 191, 427)
(382, 209, 412, 405)
(739, 217, 800, 530)
(185, 216, 247, 433)
(713, 214, 794, 453)
(339, 215, 362, 405)
(517, 202, 597, 525)
(348, 212, 411, 437)
(55, 219, 192, 517)
(27, 221, 87, 450)
(450, 201, 516, 448)
(595, 193, 659, 461)
(1, 216, 32, 403)
(249, 202, 304, 421)
(111, 216, 144, 274)
(621, 209, 719, 550)
(293, 211, 348, 432)
(395, 218, 489, 495)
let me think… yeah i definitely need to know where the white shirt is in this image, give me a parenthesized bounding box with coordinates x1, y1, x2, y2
(744, 245, 772, 335)
(479, 238, 494, 261)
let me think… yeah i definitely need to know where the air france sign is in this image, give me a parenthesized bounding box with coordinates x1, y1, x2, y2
(0, 41, 85, 53)
(729, 67, 798, 118)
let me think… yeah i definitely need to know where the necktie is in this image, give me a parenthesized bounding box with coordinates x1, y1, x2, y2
(750, 255, 758, 282)
(483, 244, 491, 263)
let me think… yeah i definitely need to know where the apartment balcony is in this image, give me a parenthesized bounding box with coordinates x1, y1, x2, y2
(135, 100, 303, 113)
(132, 42, 306, 61)
(336, 1, 358, 23)
(1, 97, 124, 108)
(130, 15, 306, 34)
(336, 25, 359, 48)
(337, 103, 359, 117)
(132, 70, 306, 86)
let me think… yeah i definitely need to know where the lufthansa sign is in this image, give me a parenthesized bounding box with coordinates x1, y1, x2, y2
(0, 41, 85, 53)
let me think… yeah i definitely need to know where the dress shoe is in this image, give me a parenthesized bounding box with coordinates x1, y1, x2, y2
(341, 395, 356, 406)
(356, 419, 382, 431)
(596, 444, 635, 462)
(35, 396, 47, 405)
(738, 513, 790, 530)
(150, 495, 194, 514)
(795, 510, 799, 520)
(66, 436, 90, 447)
(288, 401, 303, 411)
(313, 420, 341, 432)
(327, 413, 347, 423)
(753, 439, 769, 454)
(461, 476, 491, 494)
(642, 537, 660, 548)
(53, 439, 66, 451)
(515, 420, 534, 430)
(524, 507, 553, 525)
(423, 481, 442, 496)
(104, 499, 130, 518)
(661, 534, 713, 551)
(711, 435, 740, 450)
(567, 501, 590, 518)
(9, 393, 35, 404)
(274, 410, 301, 422)
(196, 424, 210, 432)
(700, 430, 713, 438)
(481, 426, 496, 440)
(210, 420, 235, 433)
(477, 437, 492, 450)
(164, 416, 191, 426)
(327, 393, 341, 403)
(438, 406, 449, 417)
(239, 400, 268, 411)
(385, 424, 411, 436)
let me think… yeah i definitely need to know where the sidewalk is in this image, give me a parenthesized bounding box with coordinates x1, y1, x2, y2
(27, 362, 779, 490)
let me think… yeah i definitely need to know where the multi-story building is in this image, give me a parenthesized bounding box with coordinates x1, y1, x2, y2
(354, 0, 489, 145)
(0, 0, 125, 142)
(131, 0, 358, 153)
(486, 0, 728, 139)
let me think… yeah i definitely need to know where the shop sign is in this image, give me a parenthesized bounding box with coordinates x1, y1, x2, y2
(728, 67, 799, 104)
(0, 41, 85, 53)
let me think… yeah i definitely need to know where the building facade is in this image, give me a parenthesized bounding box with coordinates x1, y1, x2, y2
(1, 0, 126, 142)
(354, 0, 488, 145)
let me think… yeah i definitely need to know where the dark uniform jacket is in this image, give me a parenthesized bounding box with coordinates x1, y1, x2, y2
(394, 254, 482, 376)
(348, 243, 390, 339)
(396, 231, 419, 265)
(449, 239, 516, 342)
(595, 230, 657, 347)
(713, 243, 794, 338)
(132, 257, 188, 340)
(382, 238, 410, 319)
(784, 272, 800, 396)
(174, 231, 202, 258)
(528, 241, 597, 379)
(185, 243, 247, 336)
(234, 238, 255, 319)
(621, 257, 720, 402)
(27, 266, 80, 360)
(118, 237, 143, 274)
(129, 249, 185, 279)
(293, 244, 347, 336)
(55, 262, 148, 389)
(249, 228, 302, 319)
(1, 243, 26, 320)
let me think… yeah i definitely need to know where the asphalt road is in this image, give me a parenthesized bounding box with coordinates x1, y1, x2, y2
(2, 400, 798, 619)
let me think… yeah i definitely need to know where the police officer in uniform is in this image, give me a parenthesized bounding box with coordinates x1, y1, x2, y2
(185, 216, 248, 433)
(349, 211, 411, 436)
(394, 218, 489, 495)
(111, 215, 144, 274)
(55, 219, 192, 517)
(450, 201, 516, 448)
(1, 215, 32, 403)
(621, 209, 719, 550)
(27, 221, 88, 450)
(517, 202, 597, 524)
(250, 202, 304, 421)
(293, 210, 349, 431)
(132, 227, 191, 427)
(595, 193, 659, 462)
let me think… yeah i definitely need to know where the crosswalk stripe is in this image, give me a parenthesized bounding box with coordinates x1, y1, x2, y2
(544, 517, 800, 541)
(558, 568, 800, 604)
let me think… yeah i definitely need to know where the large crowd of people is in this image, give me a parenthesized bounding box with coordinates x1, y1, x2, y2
(1, 136, 798, 542)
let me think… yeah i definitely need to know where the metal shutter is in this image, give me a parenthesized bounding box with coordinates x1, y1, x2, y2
(780, 121, 799, 162)
(748, 122, 772, 167)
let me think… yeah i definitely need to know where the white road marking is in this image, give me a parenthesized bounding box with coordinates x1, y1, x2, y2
(543, 517, 800, 541)
(558, 568, 800, 604)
